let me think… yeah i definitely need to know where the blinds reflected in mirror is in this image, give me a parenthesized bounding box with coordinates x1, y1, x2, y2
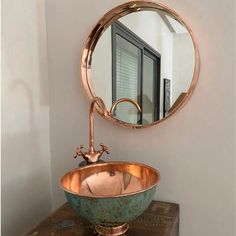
(115, 34, 140, 124)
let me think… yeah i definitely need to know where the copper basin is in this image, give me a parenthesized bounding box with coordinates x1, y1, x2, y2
(60, 161, 160, 235)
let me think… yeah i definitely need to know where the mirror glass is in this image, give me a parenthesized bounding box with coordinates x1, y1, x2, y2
(90, 9, 197, 126)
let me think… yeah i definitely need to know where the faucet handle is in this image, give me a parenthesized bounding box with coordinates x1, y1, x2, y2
(100, 143, 109, 155)
(74, 144, 85, 159)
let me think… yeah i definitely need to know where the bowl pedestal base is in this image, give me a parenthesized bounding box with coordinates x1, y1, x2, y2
(95, 223, 129, 236)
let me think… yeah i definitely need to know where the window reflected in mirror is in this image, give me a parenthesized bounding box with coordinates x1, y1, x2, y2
(92, 10, 195, 125)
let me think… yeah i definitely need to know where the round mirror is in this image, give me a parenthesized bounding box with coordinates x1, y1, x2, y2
(81, 1, 199, 128)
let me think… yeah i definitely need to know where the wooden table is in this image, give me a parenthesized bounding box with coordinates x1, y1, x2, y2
(23, 201, 179, 236)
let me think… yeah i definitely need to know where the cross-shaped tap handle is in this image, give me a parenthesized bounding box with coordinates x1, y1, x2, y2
(100, 143, 109, 154)
(74, 144, 85, 159)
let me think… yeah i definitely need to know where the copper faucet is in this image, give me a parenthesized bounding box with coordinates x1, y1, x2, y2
(109, 98, 141, 115)
(74, 97, 141, 164)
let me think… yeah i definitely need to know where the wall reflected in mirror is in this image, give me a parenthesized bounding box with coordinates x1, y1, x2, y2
(92, 10, 195, 125)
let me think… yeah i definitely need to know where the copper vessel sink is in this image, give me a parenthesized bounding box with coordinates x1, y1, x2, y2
(60, 161, 160, 235)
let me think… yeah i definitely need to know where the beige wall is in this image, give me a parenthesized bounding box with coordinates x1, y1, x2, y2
(172, 33, 195, 102)
(2, 0, 52, 235)
(45, 1, 235, 236)
(92, 27, 112, 109)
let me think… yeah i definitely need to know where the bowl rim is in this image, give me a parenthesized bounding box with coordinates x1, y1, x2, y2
(60, 161, 160, 198)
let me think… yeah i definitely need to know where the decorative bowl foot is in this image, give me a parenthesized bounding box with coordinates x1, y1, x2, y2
(95, 223, 129, 236)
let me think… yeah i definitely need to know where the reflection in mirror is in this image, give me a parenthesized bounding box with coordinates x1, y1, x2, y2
(92, 10, 195, 125)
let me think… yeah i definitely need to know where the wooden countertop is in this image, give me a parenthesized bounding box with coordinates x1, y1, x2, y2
(23, 201, 179, 236)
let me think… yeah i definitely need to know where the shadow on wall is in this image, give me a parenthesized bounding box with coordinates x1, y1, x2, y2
(1, 79, 52, 235)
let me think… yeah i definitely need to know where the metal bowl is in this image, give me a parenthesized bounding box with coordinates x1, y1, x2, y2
(60, 161, 160, 235)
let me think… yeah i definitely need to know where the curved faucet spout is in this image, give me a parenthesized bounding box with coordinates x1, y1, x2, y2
(109, 98, 141, 115)
(89, 97, 107, 152)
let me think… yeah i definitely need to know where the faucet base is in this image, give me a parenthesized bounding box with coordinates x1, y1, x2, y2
(78, 159, 105, 167)
(95, 223, 129, 236)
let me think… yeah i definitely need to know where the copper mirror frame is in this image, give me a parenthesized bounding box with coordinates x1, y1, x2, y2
(81, 0, 200, 129)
